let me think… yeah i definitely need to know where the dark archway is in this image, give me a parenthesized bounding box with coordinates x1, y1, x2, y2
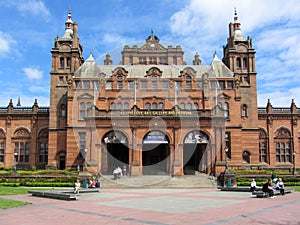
(183, 130, 209, 175)
(102, 131, 129, 175)
(142, 131, 170, 175)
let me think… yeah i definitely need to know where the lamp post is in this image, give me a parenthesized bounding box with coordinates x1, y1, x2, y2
(293, 151, 297, 175)
(84, 148, 88, 171)
(225, 146, 229, 171)
(13, 152, 18, 173)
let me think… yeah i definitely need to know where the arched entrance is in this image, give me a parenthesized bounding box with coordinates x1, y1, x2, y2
(102, 131, 129, 175)
(183, 130, 209, 175)
(142, 131, 170, 175)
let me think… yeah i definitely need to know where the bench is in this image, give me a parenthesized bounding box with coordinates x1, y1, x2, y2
(29, 190, 77, 201)
(29, 188, 100, 201)
(252, 188, 294, 198)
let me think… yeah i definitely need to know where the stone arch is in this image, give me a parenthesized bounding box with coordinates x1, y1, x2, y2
(274, 126, 291, 138)
(13, 126, 31, 139)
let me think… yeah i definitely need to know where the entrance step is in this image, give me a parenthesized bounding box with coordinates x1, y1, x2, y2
(99, 173, 217, 188)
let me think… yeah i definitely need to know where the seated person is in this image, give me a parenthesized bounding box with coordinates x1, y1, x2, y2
(276, 178, 285, 195)
(89, 179, 95, 188)
(250, 178, 257, 192)
(74, 179, 81, 194)
(262, 179, 275, 198)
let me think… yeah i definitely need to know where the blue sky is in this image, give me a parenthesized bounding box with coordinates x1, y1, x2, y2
(0, 0, 299, 107)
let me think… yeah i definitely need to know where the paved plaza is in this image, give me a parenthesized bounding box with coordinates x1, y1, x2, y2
(1, 188, 300, 225)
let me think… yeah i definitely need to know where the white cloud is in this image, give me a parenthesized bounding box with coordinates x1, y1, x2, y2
(0, 32, 16, 57)
(23, 67, 43, 80)
(16, 0, 50, 19)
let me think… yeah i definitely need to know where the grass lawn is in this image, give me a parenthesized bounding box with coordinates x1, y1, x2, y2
(0, 198, 30, 209)
(0, 187, 48, 210)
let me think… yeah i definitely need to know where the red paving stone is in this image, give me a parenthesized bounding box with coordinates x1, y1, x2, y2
(1, 188, 300, 225)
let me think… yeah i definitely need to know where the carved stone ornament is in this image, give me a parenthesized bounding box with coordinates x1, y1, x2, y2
(268, 116, 273, 125)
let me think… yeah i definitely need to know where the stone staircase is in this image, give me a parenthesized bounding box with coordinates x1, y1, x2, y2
(99, 172, 217, 189)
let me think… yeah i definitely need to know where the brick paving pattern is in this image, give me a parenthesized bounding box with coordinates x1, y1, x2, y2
(1, 189, 300, 225)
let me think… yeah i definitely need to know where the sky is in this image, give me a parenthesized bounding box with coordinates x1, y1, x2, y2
(0, 0, 299, 107)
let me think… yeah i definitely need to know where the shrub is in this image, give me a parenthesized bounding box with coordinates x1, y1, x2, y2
(0, 182, 20, 187)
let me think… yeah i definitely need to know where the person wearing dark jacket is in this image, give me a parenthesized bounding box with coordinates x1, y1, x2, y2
(262, 179, 275, 198)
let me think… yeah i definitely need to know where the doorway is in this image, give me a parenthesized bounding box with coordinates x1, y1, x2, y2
(142, 131, 170, 175)
(102, 131, 129, 175)
(183, 130, 209, 175)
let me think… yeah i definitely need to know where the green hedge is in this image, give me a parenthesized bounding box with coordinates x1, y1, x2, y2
(24, 182, 74, 187)
(236, 176, 300, 186)
(0, 182, 20, 187)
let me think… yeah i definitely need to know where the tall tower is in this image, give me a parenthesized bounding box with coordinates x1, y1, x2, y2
(223, 9, 258, 128)
(47, 11, 84, 169)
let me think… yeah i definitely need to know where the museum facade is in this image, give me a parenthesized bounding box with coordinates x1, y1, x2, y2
(0, 11, 299, 176)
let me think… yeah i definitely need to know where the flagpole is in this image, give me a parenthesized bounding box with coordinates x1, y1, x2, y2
(175, 81, 177, 106)
(134, 80, 137, 105)
(94, 82, 98, 106)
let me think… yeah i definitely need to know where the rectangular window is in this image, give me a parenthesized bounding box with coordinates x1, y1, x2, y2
(259, 142, 267, 163)
(162, 80, 169, 89)
(210, 81, 217, 89)
(14, 142, 29, 163)
(141, 81, 147, 89)
(0, 142, 4, 162)
(79, 132, 86, 152)
(39, 142, 48, 163)
(276, 141, 291, 162)
(59, 76, 64, 82)
(60, 58, 64, 68)
(173, 56, 177, 65)
(219, 81, 225, 89)
(128, 81, 134, 90)
(75, 81, 82, 89)
(225, 132, 231, 159)
(227, 81, 233, 89)
(67, 58, 71, 68)
(197, 81, 203, 90)
(84, 81, 90, 89)
(106, 82, 112, 90)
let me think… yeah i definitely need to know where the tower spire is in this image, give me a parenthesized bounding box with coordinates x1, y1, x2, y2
(232, 8, 245, 41)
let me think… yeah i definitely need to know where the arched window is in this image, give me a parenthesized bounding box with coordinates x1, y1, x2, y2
(13, 128, 31, 163)
(124, 102, 129, 110)
(243, 58, 248, 68)
(87, 102, 92, 110)
(180, 102, 185, 109)
(236, 57, 241, 68)
(117, 76, 123, 89)
(159, 102, 164, 110)
(117, 102, 122, 110)
(193, 102, 198, 110)
(223, 102, 229, 119)
(152, 102, 157, 109)
(38, 129, 48, 164)
(186, 103, 192, 110)
(152, 76, 157, 89)
(60, 104, 66, 116)
(275, 127, 292, 162)
(259, 128, 268, 163)
(145, 102, 151, 110)
(186, 75, 192, 89)
(242, 151, 250, 163)
(241, 104, 248, 117)
(110, 102, 116, 110)
(79, 102, 85, 120)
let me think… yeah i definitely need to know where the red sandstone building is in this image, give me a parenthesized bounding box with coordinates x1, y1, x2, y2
(0, 11, 298, 176)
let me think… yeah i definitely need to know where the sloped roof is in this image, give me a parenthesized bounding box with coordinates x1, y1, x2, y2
(206, 54, 234, 78)
(74, 53, 101, 78)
